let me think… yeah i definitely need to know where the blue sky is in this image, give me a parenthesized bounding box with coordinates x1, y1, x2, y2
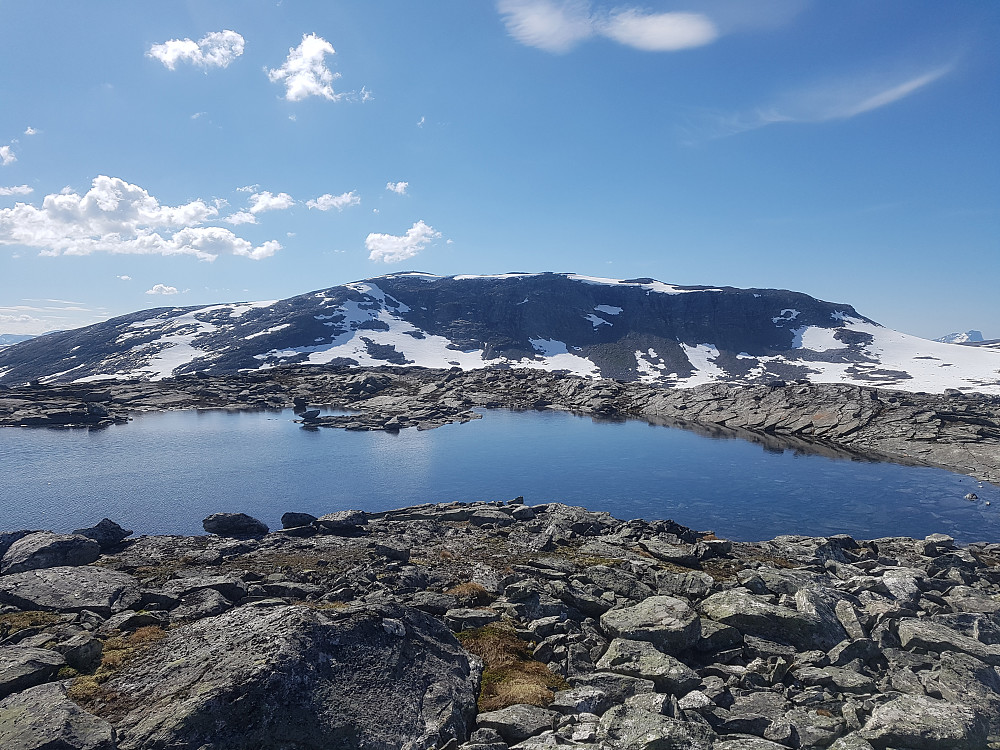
(1, 1, 997, 339)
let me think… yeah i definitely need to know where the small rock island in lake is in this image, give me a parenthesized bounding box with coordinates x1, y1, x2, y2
(2, 500, 1000, 749)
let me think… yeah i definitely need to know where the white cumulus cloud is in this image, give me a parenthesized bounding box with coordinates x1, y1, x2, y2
(0, 185, 32, 196)
(24, 127, 38, 136)
(267, 33, 341, 101)
(146, 284, 179, 295)
(0, 175, 281, 261)
(386, 181, 408, 195)
(223, 210, 257, 225)
(117, 275, 131, 281)
(248, 191, 295, 214)
(0, 146, 15, 166)
(148, 30, 245, 70)
(307, 191, 360, 211)
(498, 0, 717, 54)
(366, 220, 441, 263)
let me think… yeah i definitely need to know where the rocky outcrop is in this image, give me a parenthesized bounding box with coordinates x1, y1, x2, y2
(2, 367, 999, 485)
(0, 532, 100, 575)
(2, 500, 1000, 748)
(97, 603, 480, 750)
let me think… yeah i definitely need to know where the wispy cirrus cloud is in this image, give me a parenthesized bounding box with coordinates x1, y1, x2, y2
(148, 30, 245, 70)
(366, 220, 441, 263)
(0, 176, 281, 261)
(702, 64, 954, 139)
(497, 0, 717, 54)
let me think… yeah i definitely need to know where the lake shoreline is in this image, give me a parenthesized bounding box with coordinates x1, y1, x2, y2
(2, 365, 998, 486)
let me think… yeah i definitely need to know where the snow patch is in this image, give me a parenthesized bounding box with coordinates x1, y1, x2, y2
(677, 343, 727, 388)
(594, 305, 622, 315)
(244, 324, 291, 340)
(772, 309, 800, 324)
(584, 314, 611, 328)
(791, 326, 848, 352)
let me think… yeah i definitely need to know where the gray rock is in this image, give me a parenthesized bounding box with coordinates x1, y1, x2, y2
(549, 685, 611, 715)
(699, 587, 842, 652)
(656, 570, 713, 599)
(569, 672, 655, 704)
(0, 532, 100, 574)
(202, 512, 269, 538)
(280, 512, 317, 529)
(922, 650, 1000, 732)
(160, 574, 247, 602)
(71, 518, 133, 550)
(600, 596, 701, 654)
(0, 565, 139, 615)
(314, 510, 368, 532)
(897, 618, 1000, 666)
(444, 608, 500, 631)
(476, 704, 558, 744)
(0, 681, 116, 750)
(828, 735, 876, 750)
(103, 603, 481, 750)
(169, 588, 236, 623)
(54, 633, 103, 673)
(597, 705, 716, 750)
(0, 646, 65, 700)
(595, 638, 700, 695)
(859, 694, 988, 749)
(712, 739, 791, 750)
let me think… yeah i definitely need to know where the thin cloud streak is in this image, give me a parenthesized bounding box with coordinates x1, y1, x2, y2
(704, 65, 954, 139)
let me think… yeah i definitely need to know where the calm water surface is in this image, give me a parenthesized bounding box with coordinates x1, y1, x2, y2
(1, 407, 997, 542)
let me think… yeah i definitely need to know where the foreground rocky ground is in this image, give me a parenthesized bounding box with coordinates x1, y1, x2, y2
(3, 501, 1000, 748)
(1, 365, 999, 484)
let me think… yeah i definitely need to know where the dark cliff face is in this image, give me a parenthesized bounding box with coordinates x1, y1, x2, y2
(3, 271, 987, 394)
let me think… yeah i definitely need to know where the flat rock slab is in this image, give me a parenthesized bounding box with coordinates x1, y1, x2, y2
(595, 638, 700, 695)
(699, 588, 832, 652)
(0, 646, 66, 701)
(0, 565, 139, 615)
(0, 681, 116, 750)
(96, 602, 480, 750)
(0, 532, 100, 574)
(600, 596, 701, 654)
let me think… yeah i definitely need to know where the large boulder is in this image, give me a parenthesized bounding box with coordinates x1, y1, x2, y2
(698, 587, 844, 651)
(597, 705, 716, 750)
(595, 638, 700, 695)
(0, 681, 116, 750)
(599, 596, 701, 654)
(0, 566, 139, 615)
(71, 519, 133, 550)
(0, 532, 100, 574)
(858, 694, 988, 749)
(0, 646, 66, 701)
(97, 602, 481, 750)
(202, 513, 268, 538)
(475, 704, 558, 744)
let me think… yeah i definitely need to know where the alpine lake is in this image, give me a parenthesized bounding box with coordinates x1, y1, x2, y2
(2, 405, 998, 543)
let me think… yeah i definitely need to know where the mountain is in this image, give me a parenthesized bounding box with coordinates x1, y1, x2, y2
(1, 272, 998, 394)
(935, 330, 985, 344)
(0, 333, 36, 350)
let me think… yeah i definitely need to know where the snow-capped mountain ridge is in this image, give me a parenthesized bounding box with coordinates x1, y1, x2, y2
(1, 272, 998, 395)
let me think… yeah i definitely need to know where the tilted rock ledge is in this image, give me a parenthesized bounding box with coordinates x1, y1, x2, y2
(2, 501, 1000, 748)
(1, 365, 999, 485)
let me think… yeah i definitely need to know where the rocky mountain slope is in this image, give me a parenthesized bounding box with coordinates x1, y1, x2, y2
(1, 273, 998, 394)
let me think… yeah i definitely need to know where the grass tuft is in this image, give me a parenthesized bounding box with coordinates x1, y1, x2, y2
(458, 622, 568, 711)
